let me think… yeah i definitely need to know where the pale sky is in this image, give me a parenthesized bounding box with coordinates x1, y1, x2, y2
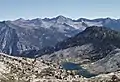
(0, 0, 120, 20)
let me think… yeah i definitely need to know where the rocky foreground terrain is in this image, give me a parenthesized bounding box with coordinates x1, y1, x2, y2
(0, 53, 82, 82)
(1, 53, 120, 82)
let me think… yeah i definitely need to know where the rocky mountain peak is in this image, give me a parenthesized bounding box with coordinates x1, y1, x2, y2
(14, 18, 26, 22)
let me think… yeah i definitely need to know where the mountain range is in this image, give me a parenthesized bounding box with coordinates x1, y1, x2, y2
(0, 15, 120, 57)
(1, 16, 120, 81)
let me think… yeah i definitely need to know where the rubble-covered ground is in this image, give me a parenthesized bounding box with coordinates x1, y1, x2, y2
(0, 53, 120, 82)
